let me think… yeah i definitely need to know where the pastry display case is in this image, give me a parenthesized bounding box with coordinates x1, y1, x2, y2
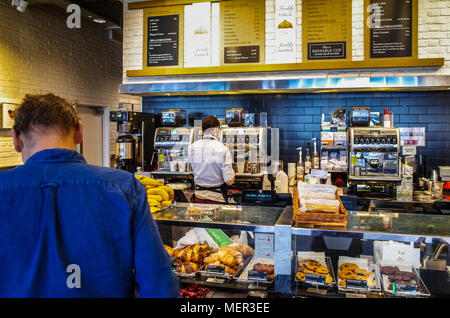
(153, 202, 450, 298)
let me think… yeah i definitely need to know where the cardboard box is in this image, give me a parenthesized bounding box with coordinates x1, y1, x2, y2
(321, 131, 334, 146)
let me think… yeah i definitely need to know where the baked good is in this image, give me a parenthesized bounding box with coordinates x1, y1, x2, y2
(296, 259, 333, 284)
(338, 263, 376, 288)
(339, 263, 358, 272)
(228, 243, 255, 258)
(252, 263, 274, 275)
(176, 261, 200, 274)
(164, 244, 174, 257)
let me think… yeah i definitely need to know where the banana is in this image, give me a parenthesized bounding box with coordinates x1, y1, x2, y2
(147, 188, 169, 201)
(136, 175, 164, 187)
(148, 194, 163, 202)
(148, 199, 161, 207)
(150, 207, 161, 213)
(161, 200, 173, 207)
(157, 185, 174, 200)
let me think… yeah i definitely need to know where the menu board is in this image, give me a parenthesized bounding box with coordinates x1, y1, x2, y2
(274, 0, 297, 64)
(302, 0, 352, 61)
(143, 6, 184, 69)
(184, 2, 212, 68)
(220, 0, 265, 65)
(365, 0, 416, 59)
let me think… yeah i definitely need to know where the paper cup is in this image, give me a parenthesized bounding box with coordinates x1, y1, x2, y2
(178, 161, 186, 172)
(169, 161, 178, 172)
(237, 162, 245, 174)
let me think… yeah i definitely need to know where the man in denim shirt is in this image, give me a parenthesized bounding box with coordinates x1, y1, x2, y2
(0, 94, 179, 298)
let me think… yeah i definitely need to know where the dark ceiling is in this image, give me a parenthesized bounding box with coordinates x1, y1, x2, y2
(73, 0, 123, 27)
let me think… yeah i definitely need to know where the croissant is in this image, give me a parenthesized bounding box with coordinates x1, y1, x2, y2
(203, 253, 220, 264)
(163, 244, 174, 257)
(228, 243, 254, 258)
(177, 261, 199, 274)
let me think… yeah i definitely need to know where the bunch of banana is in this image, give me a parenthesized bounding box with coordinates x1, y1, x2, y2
(135, 175, 175, 213)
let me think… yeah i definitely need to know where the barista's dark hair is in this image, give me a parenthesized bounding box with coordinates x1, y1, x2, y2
(202, 116, 220, 133)
(13, 93, 79, 138)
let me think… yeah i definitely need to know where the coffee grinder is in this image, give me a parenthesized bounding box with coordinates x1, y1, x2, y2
(110, 111, 157, 172)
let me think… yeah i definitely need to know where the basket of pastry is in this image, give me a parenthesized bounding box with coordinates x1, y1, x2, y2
(237, 258, 275, 284)
(293, 182, 348, 227)
(337, 257, 381, 292)
(295, 252, 335, 287)
(380, 264, 430, 297)
(164, 243, 212, 277)
(200, 243, 255, 279)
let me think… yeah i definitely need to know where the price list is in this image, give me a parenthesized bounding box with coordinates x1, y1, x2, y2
(221, 0, 265, 64)
(302, 0, 352, 61)
(368, 0, 413, 58)
(146, 15, 179, 67)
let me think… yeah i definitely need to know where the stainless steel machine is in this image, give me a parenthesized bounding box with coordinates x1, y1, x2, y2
(154, 127, 200, 170)
(220, 127, 271, 174)
(110, 111, 157, 172)
(349, 127, 401, 196)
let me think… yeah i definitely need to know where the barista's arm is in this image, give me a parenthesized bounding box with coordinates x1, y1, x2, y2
(222, 147, 235, 186)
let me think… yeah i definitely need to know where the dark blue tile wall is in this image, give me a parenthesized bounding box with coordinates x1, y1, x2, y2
(143, 91, 450, 175)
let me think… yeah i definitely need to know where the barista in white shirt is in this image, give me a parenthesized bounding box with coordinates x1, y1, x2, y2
(188, 116, 235, 203)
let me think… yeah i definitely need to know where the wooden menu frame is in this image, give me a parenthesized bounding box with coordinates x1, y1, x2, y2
(363, 0, 418, 62)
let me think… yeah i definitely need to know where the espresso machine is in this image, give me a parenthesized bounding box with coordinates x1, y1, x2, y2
(154, 127, 200, 170)
(348, 127, 401, 197)
(110, 111, 157, 172)
(220, 127, 271, 174)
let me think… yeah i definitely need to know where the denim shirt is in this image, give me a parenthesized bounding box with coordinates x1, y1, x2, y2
(0, 148, 179, 298)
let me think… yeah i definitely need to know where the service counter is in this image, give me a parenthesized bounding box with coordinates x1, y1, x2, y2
(154, 202, 450, 298)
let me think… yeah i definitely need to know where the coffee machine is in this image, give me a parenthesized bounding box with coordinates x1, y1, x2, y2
(220, 127, 271, 174)
(349, 127, 401, 197)
(154, 127, 199, 170)
(110, 111, 157, 172)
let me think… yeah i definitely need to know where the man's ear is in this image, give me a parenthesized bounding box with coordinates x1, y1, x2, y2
(74, 121, 83, 145)
(11, 129, 23, 153)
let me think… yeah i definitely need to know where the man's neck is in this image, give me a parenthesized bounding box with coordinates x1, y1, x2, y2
(22, 138, 77, 163)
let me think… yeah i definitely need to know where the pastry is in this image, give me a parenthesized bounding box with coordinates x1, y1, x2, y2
(163, 244, 174, 257)
(338, 270, 354, 280)
(339, 263, 358, 272)
(252, 263, 274, 275)
(296, 271, 306, 281)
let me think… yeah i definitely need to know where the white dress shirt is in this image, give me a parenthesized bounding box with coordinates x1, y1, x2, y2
(187, 135, 235, 202)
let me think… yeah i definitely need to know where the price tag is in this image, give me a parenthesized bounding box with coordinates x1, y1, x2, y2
(402, 146, 417, 156)
(248, 270, 268, 282)
(346, 278, 368, 289)
(305, 273, 326, 285)
(392, 282, 417, 294)
(206, 265, 225, 275)
(310, 169, 328, 180)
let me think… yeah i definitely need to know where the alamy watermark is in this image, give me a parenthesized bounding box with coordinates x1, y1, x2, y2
(66, 264, 81, 289)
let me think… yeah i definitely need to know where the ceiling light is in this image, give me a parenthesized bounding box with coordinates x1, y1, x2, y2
(93, 18, 106, 24)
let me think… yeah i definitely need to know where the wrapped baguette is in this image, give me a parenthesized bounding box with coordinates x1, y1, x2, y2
(301, 198, 340, 213)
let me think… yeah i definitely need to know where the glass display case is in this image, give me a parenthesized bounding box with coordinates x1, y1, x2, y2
(153, 203, 450, 298)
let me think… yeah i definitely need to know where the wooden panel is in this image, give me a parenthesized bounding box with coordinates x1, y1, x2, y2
(126, 58, 444, 77)
(129, 0, 222, 10)
(364, 0, 418, 61)
(302, 0, 352, 62)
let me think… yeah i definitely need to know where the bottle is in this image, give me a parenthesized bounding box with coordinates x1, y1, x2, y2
(274, 166, 288, 193)
(262, 171, 272, 190)
(296, 147, 304, 182)
(312, 137, 320, 169)
(383, 109, 391, 127)
(304, 143, 312, 175)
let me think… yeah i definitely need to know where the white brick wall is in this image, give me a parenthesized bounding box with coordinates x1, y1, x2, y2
(123, 0, 450, 83)
(0, 0, 140, 161)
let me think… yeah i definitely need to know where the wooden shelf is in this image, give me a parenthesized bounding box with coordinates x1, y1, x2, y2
(127, 58, 444, 78)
